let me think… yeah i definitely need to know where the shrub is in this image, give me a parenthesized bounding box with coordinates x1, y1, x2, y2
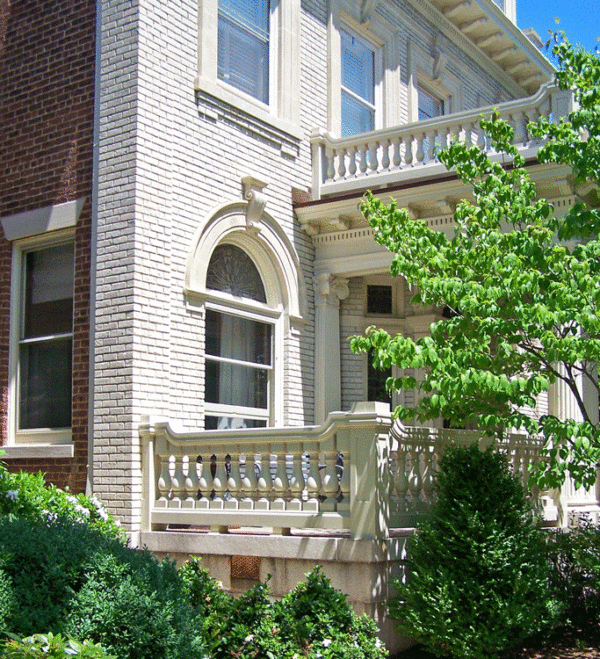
(0, 632, 114, 658)
(389, 444, 562, 659)
(180, 560, 387, 658)
(0, 463, 121, 539)
(546, 517, 600, 628)
(0, 517, 204, 659)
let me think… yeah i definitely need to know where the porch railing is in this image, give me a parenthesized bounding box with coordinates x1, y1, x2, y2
(310, 83, 574, 200)
(139, 402, 559, 540)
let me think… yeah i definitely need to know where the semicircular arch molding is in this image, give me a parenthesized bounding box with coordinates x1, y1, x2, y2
(185, 202, 307, 321)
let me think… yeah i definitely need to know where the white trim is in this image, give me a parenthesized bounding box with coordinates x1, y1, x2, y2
(7, 233, 75, 447)
(1, 198, 85, 241)
(196, 0, 301, 132)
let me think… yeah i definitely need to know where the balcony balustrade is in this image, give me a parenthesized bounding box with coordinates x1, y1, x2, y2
(139, 402, 560, 540)
(310, 83, 574, 200)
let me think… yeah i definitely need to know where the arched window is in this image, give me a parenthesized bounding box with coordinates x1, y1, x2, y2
(204, 244, 273, 429)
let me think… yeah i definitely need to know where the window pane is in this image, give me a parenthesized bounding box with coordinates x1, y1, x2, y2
(341, 92, 374, 137)
(207, 245, 266, 303)
(205, 416, 267, 430)
(218, 0, 269, 103)
(367, 349, 392, 405)
(367, 285, 392, 314)
(418, 87, 444, 121)
(19, 338, 72, 429)
(206, 310, 271, 365)
(24, 243, 73, 339)
(341, 30, 374, 104)
(205, 360, 269, 409)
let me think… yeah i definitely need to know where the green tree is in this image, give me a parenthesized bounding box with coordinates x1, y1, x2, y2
(351, 36, 600, 489)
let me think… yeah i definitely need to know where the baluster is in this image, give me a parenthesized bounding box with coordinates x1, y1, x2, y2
(239, 452, 257, 509)
(415, 133, 425, 165)
(225, 452, 240, 507)
(196, 455, 210, 508)
(368, 141, 379, 172)
(421, 446, 435, 508)
(477, 122, 487, 151)
(184, 454, 199, 507)
(271, 448, 288, 510)
(348, 146, 357, 177)
(156, 454, 171, 506)
(514, 111, 527, 145)
(359, 144, 368, 174)
(381, 139, 391, 170)
(407, 447, 422, 505)
(393, 448, 408, 509)
(287, 451, 304, 511)
(210, 453, 226, 508)
(525, 109, 538, 144)
(256, 453, 271, 510)
(405, 134, 414, 166)
(337, 148, 347, 179)
(392, 136, 402, 169)
(170, 455, 185, 506)
(319, 450, 339, 511)
(304, 448, 321, 511)
(326, 146, 335, 181)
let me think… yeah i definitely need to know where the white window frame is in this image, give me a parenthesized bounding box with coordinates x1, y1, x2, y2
(7, 231, 74, 447)
(327, 4, 401, 136)
(201, 245, 284, 429)
(196, 0, 301, 138)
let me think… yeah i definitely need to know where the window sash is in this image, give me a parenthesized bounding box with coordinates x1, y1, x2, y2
(418, 86, 445, 121)
(341, 28, 376, 136)
(218, 0, 270, 104)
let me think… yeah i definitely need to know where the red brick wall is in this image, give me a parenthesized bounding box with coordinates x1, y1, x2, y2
(0, 0, 95, 492)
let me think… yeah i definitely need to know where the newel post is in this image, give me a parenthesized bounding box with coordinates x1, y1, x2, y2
(139, 416, 156, 534)
(347, 402, 393, 540)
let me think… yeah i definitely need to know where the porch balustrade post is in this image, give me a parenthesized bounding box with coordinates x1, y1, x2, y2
(347, 402, 392, 540)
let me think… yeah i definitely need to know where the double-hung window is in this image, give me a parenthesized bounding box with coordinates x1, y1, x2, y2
(418, 86, 445, 121)
(340, 29, 376, 137)
(218, 0, 270, 105)
(18, 242, 73, 433)
(204, 244, 273, 430)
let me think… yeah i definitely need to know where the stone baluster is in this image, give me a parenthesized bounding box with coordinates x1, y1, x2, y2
(156, 454, 171, 505)
(405, 134, 414, 166)
(477, 122, 486, 151)
(225, 452, 240, 504)
(320, 450, 339, 511)
(210, 452, 227, 506)
(326, 146, 335, 181)
(359, 143, 368, 174)
(184, 454, 200, 506)
(348, 146, 357, 177)
(420, 445, 435, 507)
(170, 455, 186, 505)
(393, 448, 409, 509)
(197, 454, 210, 506)
(287, 450, 304, 510)
(368, 141, 379, 172)
(415, 133, 425, 165)
(256, 453, 272, 509)
(392, 136, 402, 169)
(305, 448, 321, 511)
(407, 446, 422, 504)
(271, 447, 288, 508)
(381, 138, 391, 170)
(239, 452, 257, 508)
(337, 149, 348, 179)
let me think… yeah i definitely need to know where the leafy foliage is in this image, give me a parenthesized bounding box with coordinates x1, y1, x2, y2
(389, 445, 561, 659)
(0, 462, 121, 539)
(0, 633, 114, 658)
(351, 37, 600, 489)
(546, 517, 600, 626)
(180, 560, 387, 659)
(0, 517, 203, 659)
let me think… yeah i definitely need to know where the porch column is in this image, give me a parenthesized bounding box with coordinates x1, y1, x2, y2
(314, 273, 349, 424)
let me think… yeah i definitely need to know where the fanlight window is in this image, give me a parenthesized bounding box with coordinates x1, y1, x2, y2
(205, 244, 272, 429)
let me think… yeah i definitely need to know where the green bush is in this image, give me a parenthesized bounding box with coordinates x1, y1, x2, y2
(0, 518, 204, 659)
(389, 444, 561, 659)
(546, 517, 600, 628)
(0, 463, 121, 539)
(180, 560, 387, 658)
(0, 632, 114, 658)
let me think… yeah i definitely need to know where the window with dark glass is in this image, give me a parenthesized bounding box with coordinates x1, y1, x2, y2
(418, 86, 445, 121)
(367, 349, 392, 405)
(205, 244, 272, 430)
(19, 243, 73, 430)
(218, 0, 270, 104)
(367, 285, 392, 314)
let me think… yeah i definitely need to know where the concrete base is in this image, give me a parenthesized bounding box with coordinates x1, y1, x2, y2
(139, 529, 414, 653)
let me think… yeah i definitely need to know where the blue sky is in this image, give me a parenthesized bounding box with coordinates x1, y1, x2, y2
(517, 0, 600, 54)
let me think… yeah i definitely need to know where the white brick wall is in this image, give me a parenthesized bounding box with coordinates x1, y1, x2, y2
(93, 0, 523, 528)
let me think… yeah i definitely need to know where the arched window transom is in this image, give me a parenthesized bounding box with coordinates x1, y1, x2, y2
(206, 244, 266, 302)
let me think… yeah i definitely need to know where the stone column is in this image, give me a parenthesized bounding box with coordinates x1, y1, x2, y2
(314, 273, 349, 424)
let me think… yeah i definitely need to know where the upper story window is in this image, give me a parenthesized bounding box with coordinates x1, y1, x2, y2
(218, 0, 270, 104)
(341, 29, 376, 137)
(205, 244, 273, 430)
(418, 86, 445, 121)
(18, 242, 73, 433)
(197, 0, 301, 136)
